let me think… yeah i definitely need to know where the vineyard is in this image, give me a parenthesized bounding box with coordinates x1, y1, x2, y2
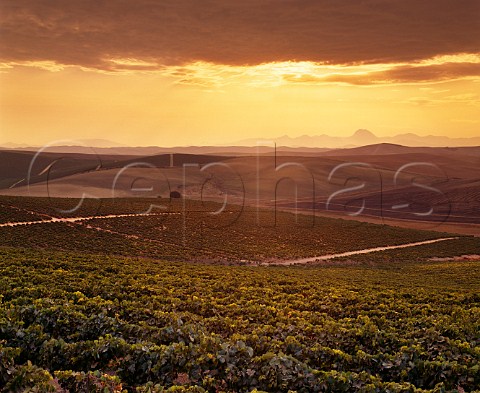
(0, 196, 473, 264)
(0, 247, 479, 392)
(0, 196, 479, 392)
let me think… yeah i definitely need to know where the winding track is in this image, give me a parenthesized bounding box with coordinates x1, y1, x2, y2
(0, 212, 460, 265)
(262, 237, 459, 265)
(0, 212, 180, 227)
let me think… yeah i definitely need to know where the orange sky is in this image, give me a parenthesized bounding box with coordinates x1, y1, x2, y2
(0, 1, 479, 146)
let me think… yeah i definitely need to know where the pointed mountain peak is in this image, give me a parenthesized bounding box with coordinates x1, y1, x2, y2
(352, 129, 376, 139)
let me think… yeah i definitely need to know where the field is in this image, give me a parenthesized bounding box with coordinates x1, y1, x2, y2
(0, 195, 479, 392)
(0, 196, 476, 264)
(3, 1, 480, 391)
(3, 146, 479, 233)
(0, 247, 479, 392)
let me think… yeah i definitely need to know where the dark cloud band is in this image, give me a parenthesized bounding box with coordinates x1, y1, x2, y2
(1, 0, 479, 70)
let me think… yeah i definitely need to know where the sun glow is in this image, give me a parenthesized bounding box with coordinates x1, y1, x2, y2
(2, 52, 479, 88)
(1, 52, 479, 146)
(164, 55, 480, 88)
(419, 53, 480, 65)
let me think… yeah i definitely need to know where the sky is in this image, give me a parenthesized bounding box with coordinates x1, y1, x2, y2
(0, 0, 479, 146)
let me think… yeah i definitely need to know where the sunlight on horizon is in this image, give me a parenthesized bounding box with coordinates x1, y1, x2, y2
(1, 54, 479, 146)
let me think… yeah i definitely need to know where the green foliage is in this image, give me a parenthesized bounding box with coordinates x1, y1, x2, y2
(135, 383, 205, 393)
(0, 343, 21, 385)
(0, 195, 465, 264)
(55, 369, 125, 393)
(0, 247, 479, 392)
(0, 196, 478, 391)
(2, 360, 55, 393)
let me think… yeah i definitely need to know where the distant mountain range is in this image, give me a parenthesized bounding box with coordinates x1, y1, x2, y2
(237, 129, 480, 148)
(0, 139, 126, 149)
(0, 144, 331, 156)
(1, 130, 479, 154)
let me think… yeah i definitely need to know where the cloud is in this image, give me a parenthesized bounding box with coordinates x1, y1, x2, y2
(162, 56, 480, 87)
(1, 0, 479, 71)
(315, 61, 480, 85)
